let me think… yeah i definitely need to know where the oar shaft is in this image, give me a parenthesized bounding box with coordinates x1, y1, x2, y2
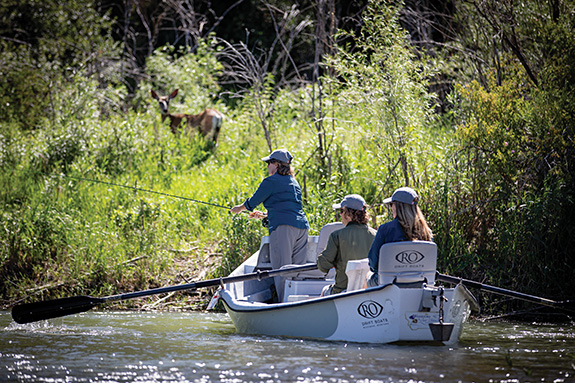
(12, 263, 319, 323)
(436, 273, 560, 308)
(102, 263, 318, 302)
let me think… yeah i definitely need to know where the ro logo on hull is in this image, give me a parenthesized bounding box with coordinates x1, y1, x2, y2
(357, 300, 383, 319)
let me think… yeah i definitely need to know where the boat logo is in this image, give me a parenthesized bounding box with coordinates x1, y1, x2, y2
(395, 250, 425, 265)
(357, 300, 383, 319)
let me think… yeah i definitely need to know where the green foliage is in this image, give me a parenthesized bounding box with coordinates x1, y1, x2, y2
(324, 0, 444, 219)
(214, 215, 266, 278)
(0, 0, 121, 128)
(448, 59, 575, 299)
(136, 40, 223, 113)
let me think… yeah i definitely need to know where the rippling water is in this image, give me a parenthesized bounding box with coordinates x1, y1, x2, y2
(1, 310, 573, 382)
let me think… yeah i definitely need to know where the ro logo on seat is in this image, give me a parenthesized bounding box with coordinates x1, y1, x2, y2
(395, 251, 425, 264)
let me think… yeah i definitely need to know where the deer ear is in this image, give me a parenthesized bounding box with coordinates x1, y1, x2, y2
(151, 90, 158, 100)
(170, 89, 179, 99)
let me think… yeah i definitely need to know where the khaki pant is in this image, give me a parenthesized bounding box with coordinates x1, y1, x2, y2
(269, 225, 309, 301)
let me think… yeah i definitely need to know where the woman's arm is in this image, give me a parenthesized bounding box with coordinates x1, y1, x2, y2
(244, 177, 273, 211)
(317, 234, 338, 273)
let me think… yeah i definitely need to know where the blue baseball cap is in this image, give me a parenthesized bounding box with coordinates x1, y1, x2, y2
(332, 194, 367, 211)
(383, 187, 419, 205)
(261, 149, 293, 164)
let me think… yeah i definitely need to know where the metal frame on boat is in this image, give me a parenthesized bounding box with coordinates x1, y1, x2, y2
(213, 223, 480, 344)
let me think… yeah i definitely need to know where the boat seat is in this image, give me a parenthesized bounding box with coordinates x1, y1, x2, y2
(295, 222, 344, 279)
(345, 258, 369, 291)
(313, 222, 345, 260)
(378, 241, 437, 286)
(244, 288, 273, 303)
(255, 222, 344, 276)
(254, 236, 272, 270)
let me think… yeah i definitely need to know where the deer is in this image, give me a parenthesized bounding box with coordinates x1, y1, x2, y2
(151, 89, 224, 143)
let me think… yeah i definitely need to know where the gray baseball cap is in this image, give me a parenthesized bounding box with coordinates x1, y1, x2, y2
(261, 149, 293, 164)
(383, 187, 419, 205)
(332, 194, 367, 211)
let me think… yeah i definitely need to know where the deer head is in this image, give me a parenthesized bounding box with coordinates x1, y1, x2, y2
(151, 89, 179, 115)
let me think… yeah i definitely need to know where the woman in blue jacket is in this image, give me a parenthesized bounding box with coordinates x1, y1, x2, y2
(231, 149, 310, 299)
(366, 187, 433, 287)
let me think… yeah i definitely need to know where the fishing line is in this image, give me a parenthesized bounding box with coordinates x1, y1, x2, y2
(62, 174, 232, 210)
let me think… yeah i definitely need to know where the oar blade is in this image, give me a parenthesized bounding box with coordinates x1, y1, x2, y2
(11, 296, 103, 324)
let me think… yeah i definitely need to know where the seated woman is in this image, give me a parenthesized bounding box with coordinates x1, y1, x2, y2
(366, 187, 433, 287)
(317, 194, 376, 296)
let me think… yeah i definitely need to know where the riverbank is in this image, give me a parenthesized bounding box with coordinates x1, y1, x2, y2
(1, 241, 222, 313)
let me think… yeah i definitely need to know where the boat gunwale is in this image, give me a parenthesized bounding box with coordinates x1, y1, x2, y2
(220, 282, 468, 313)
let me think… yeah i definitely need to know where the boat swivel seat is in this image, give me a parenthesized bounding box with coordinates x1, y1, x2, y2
(378, 241, 437, 286)
(282, 222, 344, 301)
(285, 222, 344, 280)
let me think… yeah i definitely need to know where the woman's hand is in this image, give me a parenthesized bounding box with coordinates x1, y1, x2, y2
(249, 210, 267, 219)
(230, 204, 246, 214)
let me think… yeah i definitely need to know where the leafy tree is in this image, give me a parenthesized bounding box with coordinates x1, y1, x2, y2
(0, 0, 122, 128)
(445, 0, 575, 300)
(325, 0, 440, 205)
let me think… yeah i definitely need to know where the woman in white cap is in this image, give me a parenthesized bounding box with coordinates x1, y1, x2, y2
(317, 194, 377, 296)
(366, 187, 433, 287)
(230, 149, 310, 301)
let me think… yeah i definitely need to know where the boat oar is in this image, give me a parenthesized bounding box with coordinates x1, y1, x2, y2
(12, 263, 319, 324)
(436, 273, 574, 312)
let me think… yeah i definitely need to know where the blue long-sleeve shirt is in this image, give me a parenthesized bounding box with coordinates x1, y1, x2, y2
(244, 173, 310, 233)
(367, 218, 407, 272)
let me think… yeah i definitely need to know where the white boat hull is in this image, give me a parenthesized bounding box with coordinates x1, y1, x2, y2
(218, 249, 478, 344)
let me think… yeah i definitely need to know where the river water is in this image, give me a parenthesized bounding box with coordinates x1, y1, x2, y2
(0, 310, 573, 383)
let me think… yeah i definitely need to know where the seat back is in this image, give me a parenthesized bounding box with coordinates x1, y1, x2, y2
(378, 241, 437, 285)
(313, 222, 345, 261)
(255, 236, 272, 270)
(258, 222, 344, 276)
(345, 258, 369, 291)
(289, 222, 344, 280)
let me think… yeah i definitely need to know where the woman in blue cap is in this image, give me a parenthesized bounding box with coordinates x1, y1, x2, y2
(366, 187, 433, 287)
(230, 149, 310, 300)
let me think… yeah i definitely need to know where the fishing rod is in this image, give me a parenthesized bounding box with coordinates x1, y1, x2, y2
(60, 174, 268, 224)
(62, 174, 232, 210)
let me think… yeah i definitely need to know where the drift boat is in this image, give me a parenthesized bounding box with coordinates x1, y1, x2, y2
(211, 223, 480, 344)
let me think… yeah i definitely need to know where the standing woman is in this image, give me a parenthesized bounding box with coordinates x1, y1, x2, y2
(366, 187, 433, 287)
(230, 149, 310, 300)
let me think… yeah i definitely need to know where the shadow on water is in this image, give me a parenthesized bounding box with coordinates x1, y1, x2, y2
(1, 310, 573, 382)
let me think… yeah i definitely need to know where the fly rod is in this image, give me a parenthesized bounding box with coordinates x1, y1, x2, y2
(63, 174, 232, 210)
